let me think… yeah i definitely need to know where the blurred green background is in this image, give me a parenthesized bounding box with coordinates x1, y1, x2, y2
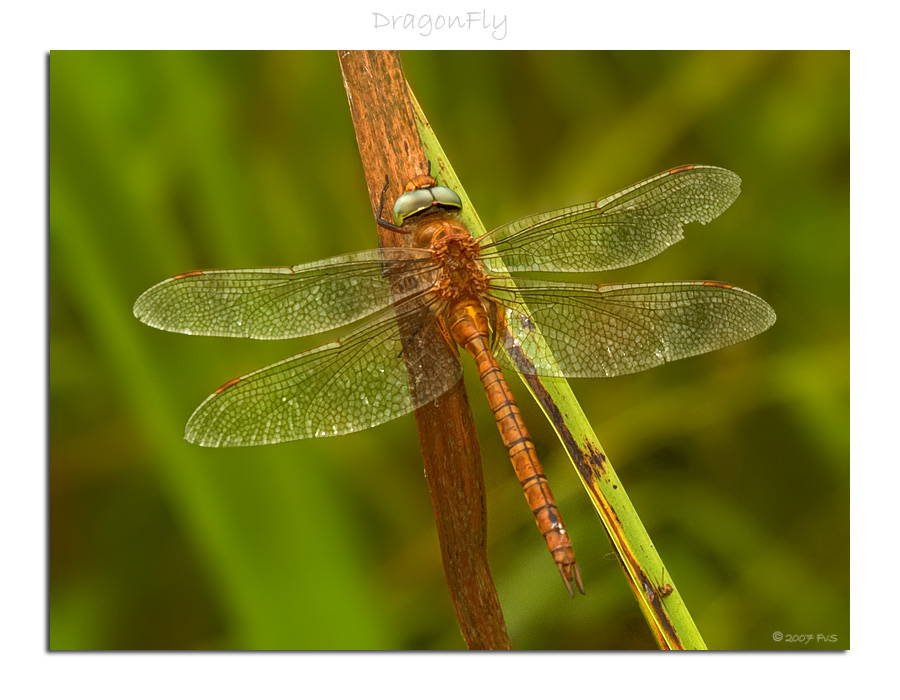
(49, 51, 848, 650)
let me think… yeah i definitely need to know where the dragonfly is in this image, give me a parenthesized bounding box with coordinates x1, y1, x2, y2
(134, 164, 776, 596)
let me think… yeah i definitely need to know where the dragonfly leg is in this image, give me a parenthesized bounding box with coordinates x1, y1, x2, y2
(376, 174, 407, 234)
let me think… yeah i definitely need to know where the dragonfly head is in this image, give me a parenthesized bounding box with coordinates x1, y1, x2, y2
(393, 176, 462, 225)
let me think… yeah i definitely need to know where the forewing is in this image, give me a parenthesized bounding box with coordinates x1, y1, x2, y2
(185, 295, 462, 446)
(489, 278, 775, 378)
(479, 166, 741, 273)
(134, 248, 437, 339)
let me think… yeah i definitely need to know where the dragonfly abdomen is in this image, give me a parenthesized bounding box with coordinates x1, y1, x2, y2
(446, 299, 584, 596)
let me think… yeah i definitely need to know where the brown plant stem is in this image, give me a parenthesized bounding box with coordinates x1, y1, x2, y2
(338, 50, 511, 650)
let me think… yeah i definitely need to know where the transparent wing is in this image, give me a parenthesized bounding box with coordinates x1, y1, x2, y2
(479, 165, 741, 273)
(488, 278, 775, 378)
(185, 293, 462, 446)
(134, 248, 437, 339)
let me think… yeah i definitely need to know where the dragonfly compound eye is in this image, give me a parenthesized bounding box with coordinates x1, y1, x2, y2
(393, 187, 463, 225)
(428, 186, 462, 211)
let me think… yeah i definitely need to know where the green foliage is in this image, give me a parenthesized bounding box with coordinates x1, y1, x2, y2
(49, 50, 849, 650)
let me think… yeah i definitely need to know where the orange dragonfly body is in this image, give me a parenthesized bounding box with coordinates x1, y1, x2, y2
(134, 165, 775, 595)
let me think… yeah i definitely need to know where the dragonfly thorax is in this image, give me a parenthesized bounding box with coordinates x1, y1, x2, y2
(426, 221, 489, 301)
